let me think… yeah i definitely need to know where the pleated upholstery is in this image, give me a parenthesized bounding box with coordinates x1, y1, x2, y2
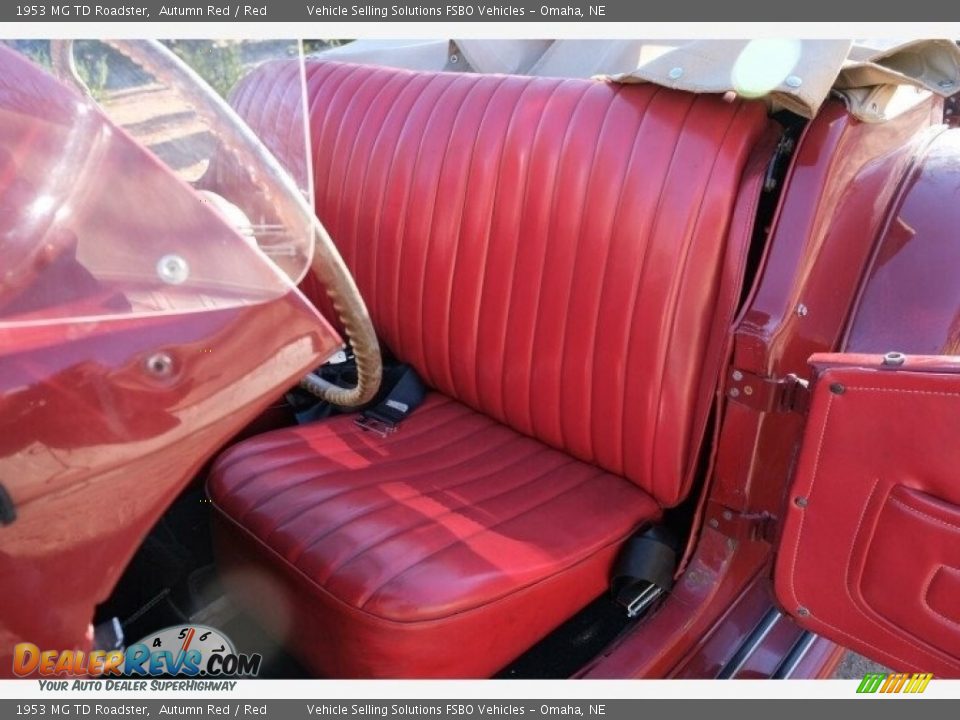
(229, 61, 769, 507)
(211, 395, 658, 620)
(210, 62, 771, 677)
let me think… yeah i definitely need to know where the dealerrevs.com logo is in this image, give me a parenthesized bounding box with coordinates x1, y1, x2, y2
(13, 625, 262, 678)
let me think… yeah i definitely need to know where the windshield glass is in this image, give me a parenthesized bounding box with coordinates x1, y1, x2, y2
(0, 39, 316, 325)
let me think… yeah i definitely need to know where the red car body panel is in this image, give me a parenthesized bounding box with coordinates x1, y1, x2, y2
(776, 354, 960, 675)
(0, 46, 342, 675)
(845, 129, 960, 356)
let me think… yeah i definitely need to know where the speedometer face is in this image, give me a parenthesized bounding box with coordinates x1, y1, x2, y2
(134, 624, 236, 660)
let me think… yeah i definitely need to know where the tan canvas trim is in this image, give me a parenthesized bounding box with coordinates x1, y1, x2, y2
(600, 39, 960, 120)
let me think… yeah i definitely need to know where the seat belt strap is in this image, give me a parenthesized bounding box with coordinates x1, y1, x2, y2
(355, 364, 427, 437)
(611, 527, 677, 617)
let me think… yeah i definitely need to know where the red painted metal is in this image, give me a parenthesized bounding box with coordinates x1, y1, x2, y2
(0, 46, 342, 675)
(716, 99, 942, 517)
(845, 128, 960, 356)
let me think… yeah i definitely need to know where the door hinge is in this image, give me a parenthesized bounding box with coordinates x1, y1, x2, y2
(727, 369, 810, 414)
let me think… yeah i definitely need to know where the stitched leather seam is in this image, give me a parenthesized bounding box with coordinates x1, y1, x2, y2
(217, 399, 461, 498)
(213, 498, 652, 625)
(922, 566, 960, 629)
(281, 440, 560, 567)
(213, 402, 449, 479)
(470, 78, 546, 413)
(648, 102, 741, 504)
(321, 450, 581, 580)
(584, 87, 657, 470)
(412, 76, 488, 378)
(212, 394, 454, 474)
(244, 415, 516, 529)
(789, 392, 960, 671)
(337, 70, 412, 275)
(390, 74, 459, 365)
(262, 424, 540, 542)
(787, 391, 834, 603)
(618, 92, 697, 500)
(553, 87, 619, 454)
(890, 496, 960, 533)
(521, 81, 595, 436)
(314, 64, 371, 216)
(359, 466, 611, 610)
(221, 404, 475, 516)
(492, 80, 566, 421)
(359, 71, 422, 316)
(429, 75, 507, 398)
(843, 478, 884, 630)
(847, 386, 960, 398)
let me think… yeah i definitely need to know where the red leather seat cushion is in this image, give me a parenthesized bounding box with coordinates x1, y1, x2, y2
(210, 61, 772, 677)
(228, 61, 771, 508)
(209, 394, 659, 677)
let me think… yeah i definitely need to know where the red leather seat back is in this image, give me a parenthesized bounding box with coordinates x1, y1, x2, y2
(229, 62, 770, 507)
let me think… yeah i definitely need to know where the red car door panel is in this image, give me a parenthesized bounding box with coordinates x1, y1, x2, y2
(775, 353, 960, 676)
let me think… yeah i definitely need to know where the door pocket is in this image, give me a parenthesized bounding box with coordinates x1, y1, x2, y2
(857, 485, 960, 657)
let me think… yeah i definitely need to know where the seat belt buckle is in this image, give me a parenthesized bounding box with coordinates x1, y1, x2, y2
(617, 582, 662, 618)
(354, 414, 398, 438)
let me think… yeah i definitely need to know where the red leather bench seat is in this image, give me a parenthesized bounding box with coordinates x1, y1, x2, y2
(208, 61, 771, 677)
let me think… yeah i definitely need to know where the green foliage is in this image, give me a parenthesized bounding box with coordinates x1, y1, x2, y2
(7, 39, 51, 68)
(164, 40, 244, 99)
(73, 41, 110, 100)
(2, 39, 355, 101)
(2, 40, 138, 99)
(302, 39, 352, 55)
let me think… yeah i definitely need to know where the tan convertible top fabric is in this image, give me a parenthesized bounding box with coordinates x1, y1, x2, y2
(309, 39, 960, 122)
(593, 39, 960, 120)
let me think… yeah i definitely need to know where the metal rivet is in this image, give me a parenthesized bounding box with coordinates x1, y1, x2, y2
(708, 518, 720, 529)
(145, 352, 175, 378)
(743, 386, 754, 396)
(796, 303, 809, 317)
(722, 510, 733, 521)
(794, 496, 808, 508)
(882, 351, 906, 367)
(157, 254, 190, 285)
(785, 75, 803, 88)
(668, 67, 684, 80)
(732, 370, 744, 382)
(829, 383, 846, 395)
(449, 54, 459, 64)
(797, 606, 810, 617)
(729, 388, 741, 399)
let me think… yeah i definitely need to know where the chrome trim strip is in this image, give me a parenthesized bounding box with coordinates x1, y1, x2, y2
(717, 607, 784, 679)
(772, 631, 818, 679)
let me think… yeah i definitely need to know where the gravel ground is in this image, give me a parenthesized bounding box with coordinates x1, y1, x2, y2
(834, 651, 890, 679)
